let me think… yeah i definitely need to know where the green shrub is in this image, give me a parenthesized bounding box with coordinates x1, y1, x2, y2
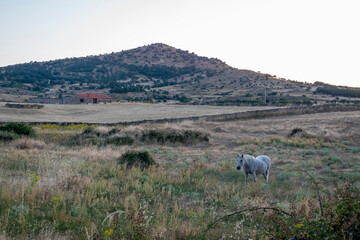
(71, 128, 209, 147)
(140, 129, 165, 143)
(276, 172, 291, 181)
(69, 127, 104, 146)
(328, 154, 342, 164)
(303, 149, 314, 155)
(319, 147, 330, 156)
(82, 126, 97, 135)
(118, 151, 156, 169)
(350, 146, 360, 153)
(0, 123, 33, 136)
(343, 172, 360, 181)
(71, 127, 137, 146)
(107, 128, 121, 135)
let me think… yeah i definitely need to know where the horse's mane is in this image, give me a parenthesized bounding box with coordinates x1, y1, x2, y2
(243, 154, 254, 161)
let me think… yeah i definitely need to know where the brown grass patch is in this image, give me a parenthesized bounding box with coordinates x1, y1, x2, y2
(13, 138, 46, 150)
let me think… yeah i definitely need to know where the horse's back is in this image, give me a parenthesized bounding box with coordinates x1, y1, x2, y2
(256, 155, 271, 169)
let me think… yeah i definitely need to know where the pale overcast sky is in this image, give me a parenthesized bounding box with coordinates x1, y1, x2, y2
(0, 0, 359, 87)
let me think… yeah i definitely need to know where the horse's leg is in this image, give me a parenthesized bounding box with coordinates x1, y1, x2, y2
(245, 173, 248, 185)
(263, 172, 267, 182)
(252, 172, 257, 182)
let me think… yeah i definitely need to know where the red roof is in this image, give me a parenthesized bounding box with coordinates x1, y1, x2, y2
(76, 93, 113, 99)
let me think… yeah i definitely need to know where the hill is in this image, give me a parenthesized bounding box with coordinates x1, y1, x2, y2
(1, 43, 359, 105)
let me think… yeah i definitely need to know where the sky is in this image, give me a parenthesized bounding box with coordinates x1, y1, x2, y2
(0, 0, 359, 87)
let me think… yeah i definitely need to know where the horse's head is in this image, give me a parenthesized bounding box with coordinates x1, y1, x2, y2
(236, 154, 244, 170)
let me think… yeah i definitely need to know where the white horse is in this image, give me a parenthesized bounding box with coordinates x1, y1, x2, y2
(236, 154, 271, 185)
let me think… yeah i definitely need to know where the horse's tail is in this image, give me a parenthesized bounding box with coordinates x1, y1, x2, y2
(266, 160, 271, 179)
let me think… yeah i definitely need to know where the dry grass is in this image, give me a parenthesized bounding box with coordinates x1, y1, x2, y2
(12, 138, 46, 150)
(0, 102, 278, 123)
(0, 110, 359, 239)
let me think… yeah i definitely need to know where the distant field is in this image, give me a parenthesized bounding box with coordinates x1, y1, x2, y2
(0, 102, 279, 123)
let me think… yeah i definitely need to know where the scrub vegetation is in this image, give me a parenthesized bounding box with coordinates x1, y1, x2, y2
(2, 43, 360, 105)
(0, 110, 359, 239)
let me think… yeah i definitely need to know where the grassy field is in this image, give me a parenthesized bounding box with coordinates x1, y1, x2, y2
(0, 110, 359, 239)
(0, 102, 279, 123)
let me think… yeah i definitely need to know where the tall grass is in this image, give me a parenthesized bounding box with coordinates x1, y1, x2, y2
(1, 147, 347, 239)
(0, 117, 359, 239)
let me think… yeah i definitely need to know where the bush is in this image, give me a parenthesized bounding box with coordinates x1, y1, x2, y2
(0, 131, 15, 141)
(328, 154, 342, 164)
(70, 127, 209, 147)
(118, 151, 155, 169)
(69, 126, 105, 146)
(261, 181, 360, 239)
(71, 127, 133, 146)
(140, 129, 209, 145)
(0, 123, 33, 136)
(289, 128, 315, 139)
(107, 128, 121, 135)
(82, 126, 97, 135)
(349, 146, 360, 153)
(290, 128, 304, 137)
(106, 135, 134, 145)
(208, 180, 360, 239)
